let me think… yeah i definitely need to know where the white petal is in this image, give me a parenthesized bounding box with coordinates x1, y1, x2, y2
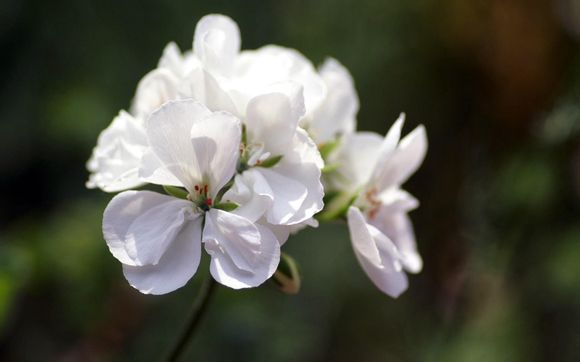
(280, 218, 319, 239)
(347, 207, 408, 298)
(255, 81, 306, 121)
(377, 188, 419, 212)
(369, 208, 422, 274)
(367, 115, 405, 185)
(234, 45, 326, 115)
(288, 127, 325, 169)
(203, 209, 280, 289)
(138, 148, 184, 188)
(158, 42, 201, 79)
(188, 68, 239, 115)
(308, 58, 358, 144)
(190, 111, 241, 197)
(222, 172, 274, 223)
(374, 124, 428, 191)
(194, 14, 240, 75)
(86, 110, 147, 192)
(327, 131, 384, 191)
(102, 190, 194, 266)
(251, 168, 307, 225)
(144, 99, 212, 191)
(123, 216, 203, 295)
(265, 163, 324, 225)
(158, 42, 184, 75)
(203, 209, 259, 273)
(381, 114, 405, 156)
(266, 223, 291, 245)
(260, 128, 324, 224)
(245, 86, 304, 155)
(131, 68, 181, 118)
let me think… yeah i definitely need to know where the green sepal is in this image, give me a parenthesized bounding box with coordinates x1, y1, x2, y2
(318, 138, 340, 160)
(163, 185, 188, 200)
(316, 190, 359, 221)
(257, 155, 283, 168)
(241, 124, 247, 145)
(322, 163, 340, 174)
(323, 190, 340, 204)
(271, 253, 301, 295)
(213, 202, 239, 212)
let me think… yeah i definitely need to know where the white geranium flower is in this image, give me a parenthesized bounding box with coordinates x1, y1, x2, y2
(331, 115, 427, 297)
(103, 99, 281, 294)
(231, 45, 327, 116)
(191, 14, 326, 119)
(218, 82, 324, 227)
(192, 15, 361, 148)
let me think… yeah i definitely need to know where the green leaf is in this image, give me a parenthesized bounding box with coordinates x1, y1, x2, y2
(257, 155, 283, 168)
(163, 185, 188, 200)
(271, 253, 301, 294)
(213, 202, 239, 211)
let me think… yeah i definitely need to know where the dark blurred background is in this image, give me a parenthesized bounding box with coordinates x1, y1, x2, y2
(1, 0, 580, 361)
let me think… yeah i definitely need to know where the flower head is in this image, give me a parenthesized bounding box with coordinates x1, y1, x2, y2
(87, 13, 429, 299)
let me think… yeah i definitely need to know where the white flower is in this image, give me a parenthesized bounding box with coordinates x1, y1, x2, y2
(331, 115, 427, 297)
(192, 16, 358, 146)
(219, 83, 325, 228)
(103, 99, 281, 294)
(192, 14, 327, 120)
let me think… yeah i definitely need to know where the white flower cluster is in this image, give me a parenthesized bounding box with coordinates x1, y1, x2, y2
(87, 14, 427, 297)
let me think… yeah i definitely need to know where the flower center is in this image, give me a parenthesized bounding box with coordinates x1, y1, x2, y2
(188, 183, 213, 212)
(238, 141, 271, 171)
(364, 187, 381, 220)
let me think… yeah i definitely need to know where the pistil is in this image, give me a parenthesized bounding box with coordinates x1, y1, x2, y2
(188, 183, 213, 212)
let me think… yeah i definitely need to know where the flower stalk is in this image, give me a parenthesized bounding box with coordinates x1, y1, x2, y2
(166, 275, 217, 362)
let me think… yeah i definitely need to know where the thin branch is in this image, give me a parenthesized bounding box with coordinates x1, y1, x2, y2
(166, 275, 217, 362)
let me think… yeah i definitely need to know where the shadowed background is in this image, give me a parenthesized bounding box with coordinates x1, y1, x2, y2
(1, 0, 580, 361)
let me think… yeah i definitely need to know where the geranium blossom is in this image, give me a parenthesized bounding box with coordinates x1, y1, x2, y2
(328, 115, 427, 297)
(103, 99, 281, 294)
(87, 13, 429, 298)
(224, 83, 324, 226)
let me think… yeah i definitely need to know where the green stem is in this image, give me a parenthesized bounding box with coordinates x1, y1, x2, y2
(166, 275, 217, 362)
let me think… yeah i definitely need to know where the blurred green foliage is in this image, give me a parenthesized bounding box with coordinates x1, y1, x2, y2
(1, 0, 580, 361)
